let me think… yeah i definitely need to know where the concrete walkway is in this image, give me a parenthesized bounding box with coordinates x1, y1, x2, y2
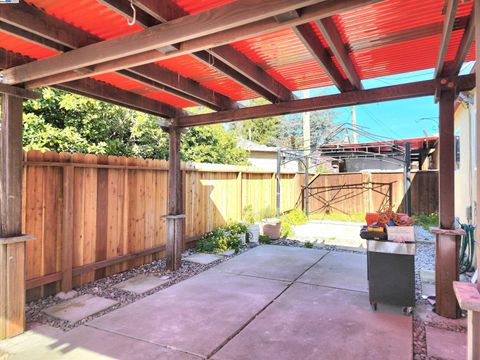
(0, 245, 412, 359)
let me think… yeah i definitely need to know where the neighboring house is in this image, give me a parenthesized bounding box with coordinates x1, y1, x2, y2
(238, 139, 300, 172)
(454, 90, 476, 224)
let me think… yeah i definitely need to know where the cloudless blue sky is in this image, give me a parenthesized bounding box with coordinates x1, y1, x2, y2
(292, 62, 475, 143)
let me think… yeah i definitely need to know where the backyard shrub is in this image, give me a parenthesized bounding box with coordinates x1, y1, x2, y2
(225, 222, 248, 235)
(196, 226, 240, 254)
(304, 241, 313, 248)
(280, 209, 308, 237)
(412, 212, 438, 230)
(259, 234, 272, 244)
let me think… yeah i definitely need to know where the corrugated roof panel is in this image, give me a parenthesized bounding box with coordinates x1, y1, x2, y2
(25, 0, 142, 39)
(0, 32, 58, 59)
(157, 54, 258, 99)
(92, 73, 196, 108)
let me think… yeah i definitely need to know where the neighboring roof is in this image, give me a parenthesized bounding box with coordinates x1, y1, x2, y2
(0, 0, 475, 114)
(238, 139, 278, 153)
(320, 136, 438, 153)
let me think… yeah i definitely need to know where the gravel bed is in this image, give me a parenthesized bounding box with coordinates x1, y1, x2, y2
(271, 238, 366, 254)
(26, 246, 251, 331)
(414, 225, 435, 242)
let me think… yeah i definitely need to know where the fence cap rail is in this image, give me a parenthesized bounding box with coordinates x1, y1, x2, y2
(0, 234, 35, 245)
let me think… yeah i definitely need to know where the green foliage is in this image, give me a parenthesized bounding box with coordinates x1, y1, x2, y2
(195, 227, 240, 254)
(181, 125, 248, 164)
(242, 205, 256, 225)
(241, 205, 276, 224)
(309, 212, 365, 223)
(23, 88, 247, 165)
(412, 212, 438, 230)
(259, 235, 272, 244)
(280, 209, 308, 237)
(304, 241, 313, 248)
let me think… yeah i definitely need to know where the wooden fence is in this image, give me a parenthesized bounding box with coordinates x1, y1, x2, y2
(22, 151, 302, 300)
(301, 170, 438, 216)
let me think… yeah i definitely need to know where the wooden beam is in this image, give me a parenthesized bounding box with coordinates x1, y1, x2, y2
(100, 0, 289, 104)
(98, 0, 158, 27)
(166, 127, 183, 270)
(0, 2, 231, 110)
(176, 74, 476, 127)
(293, 23, 353, 92)
(436, 88, 460, 319)
(0, 0, 320, 85)
(450, 8, 475, 75)
(57, 78, 181, 118)
(207, 46, 294, 101)
(435, 0, 460, 78)
(0, 21, 67, 52)
(0, 94, 26, 339)
(316, 17, 362, 90)
(0, 83, 38, 100)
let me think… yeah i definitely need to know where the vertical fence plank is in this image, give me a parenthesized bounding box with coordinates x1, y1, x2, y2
(61, 163, 74, 292)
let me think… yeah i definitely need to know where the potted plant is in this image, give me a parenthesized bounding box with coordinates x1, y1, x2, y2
(226, 223, 248, 246)
(260, 218, 282, 240)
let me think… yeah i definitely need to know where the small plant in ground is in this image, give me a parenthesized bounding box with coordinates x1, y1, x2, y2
(242, 205, 256, 225)
(280, 208, 308, 237)
(304, 241, 313, 248)
(259, 234, 272, 244)
(412, 212, 438, 230)
(196, 226, 240, 254)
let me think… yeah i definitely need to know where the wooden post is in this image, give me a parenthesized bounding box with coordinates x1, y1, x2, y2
(61, 165, 74, 292)
(0, 94, 27, 339)
(166, 126, 183, 270)
(435, 87, 460, 319)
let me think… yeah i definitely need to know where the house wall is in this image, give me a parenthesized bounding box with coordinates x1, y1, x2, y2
(344, 157, 404, 172)
(454, 91, 476, 224)
(247, 150, 300, 172)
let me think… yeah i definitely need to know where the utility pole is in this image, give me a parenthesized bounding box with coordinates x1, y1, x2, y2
(351, 106, 358, 143)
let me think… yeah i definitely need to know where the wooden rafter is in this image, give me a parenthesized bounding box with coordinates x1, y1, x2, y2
(293, 23, 353, 92)
(435, 0, 460, 78)
(316, 17, 362, 90)
(0, 48, 180, 118)
(95, 0, 294, 103)
(176, 74, 475, 127)
(450, 7, 475, 75)
(0, 2, 234, 110)
(1, 0, 382, 87)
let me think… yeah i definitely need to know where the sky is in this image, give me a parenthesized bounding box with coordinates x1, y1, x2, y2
(293, 62, 475, 143)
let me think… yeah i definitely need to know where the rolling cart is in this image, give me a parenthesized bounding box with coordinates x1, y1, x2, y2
(367, 239, 416, 314)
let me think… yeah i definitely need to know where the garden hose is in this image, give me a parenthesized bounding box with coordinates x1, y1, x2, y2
(459, 224, 475, 274)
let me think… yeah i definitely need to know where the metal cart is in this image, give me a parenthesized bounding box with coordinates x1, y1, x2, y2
(367, 239, 416, 313)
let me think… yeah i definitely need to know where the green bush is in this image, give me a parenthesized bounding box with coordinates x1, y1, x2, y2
(225, 222, 248, 235)
(280, 209, 308, 237)
(412, 212, 438, 230)
(304, 241, 313, 248)
(196, 227, 240, 254)
(259, 235, 272, 244)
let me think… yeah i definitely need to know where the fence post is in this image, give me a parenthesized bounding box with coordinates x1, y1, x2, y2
(237, 171, 242, 220)
(61, 165, 74, 293)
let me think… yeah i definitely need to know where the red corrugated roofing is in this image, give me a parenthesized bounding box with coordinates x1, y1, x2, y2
(1, 0, 476, 110)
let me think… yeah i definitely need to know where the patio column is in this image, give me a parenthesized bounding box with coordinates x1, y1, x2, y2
(166, 126, 184, 270)
(0, 94, 28, 339)
(435, 85, 461, 319)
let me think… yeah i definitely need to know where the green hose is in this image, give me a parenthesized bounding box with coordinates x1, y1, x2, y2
(459, 224, 475, 274)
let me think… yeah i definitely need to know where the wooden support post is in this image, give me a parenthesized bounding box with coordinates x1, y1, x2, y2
(0, 94, 27, 339)
(435, 88, 461, 319)
(61, 165, 74, 292)
(166, 126, 183, 270)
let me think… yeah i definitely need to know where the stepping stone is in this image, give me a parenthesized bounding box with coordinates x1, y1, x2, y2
(113, 274, 168, 294)
(219, 249, 235, 256)
(426, 326, 467, 360)
(183, 253, 222, 265)
(43, 294, 118, 323)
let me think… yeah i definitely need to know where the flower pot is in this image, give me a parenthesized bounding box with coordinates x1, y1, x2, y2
(260, 219, 282, 240)
(237, 233, 246, 245)
(247, 224, 260, 243)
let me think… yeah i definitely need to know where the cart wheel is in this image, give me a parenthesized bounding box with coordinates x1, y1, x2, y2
(403, 306, 413, 316)
(370, 302, 377, 311)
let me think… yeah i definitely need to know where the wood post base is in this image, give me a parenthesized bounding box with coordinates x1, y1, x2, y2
(165, 214, 185, 271)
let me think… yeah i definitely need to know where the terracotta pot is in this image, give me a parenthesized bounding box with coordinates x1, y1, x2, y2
(261, 221, 282, 240)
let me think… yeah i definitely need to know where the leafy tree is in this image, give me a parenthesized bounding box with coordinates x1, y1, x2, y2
(23, 88, 247, 164)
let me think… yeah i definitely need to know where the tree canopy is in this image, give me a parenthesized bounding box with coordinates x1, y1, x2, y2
(23, 88, 247, 164)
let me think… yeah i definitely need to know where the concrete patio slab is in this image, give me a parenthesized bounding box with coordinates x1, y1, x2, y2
(420, 270, 435, 284)
(0, 324, 199, 359)
(212, 245, 327, 281)
(88, 270, 288, 357)
(43, 294, 118, 323)
(426, 326, 467, 360)
(113, 274, 168, 294)
(214, 283, 412, 360)
(183, 253, 222, 264)
(297, 251, 368, 292)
